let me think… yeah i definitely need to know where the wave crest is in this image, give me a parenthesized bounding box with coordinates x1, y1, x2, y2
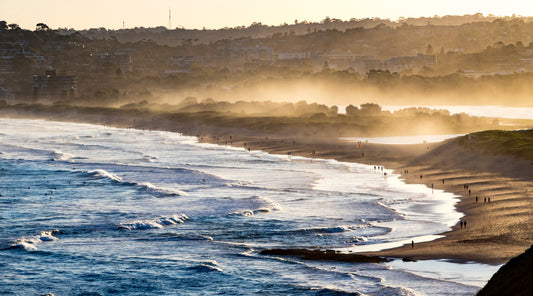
(134, 182, 188, 196)
(86, 169, 123, 182)
(228, 196, 281, 216)
(118, 214, 189, 230)
(51, 150, 75, 161)
(9, 230, 59, 250)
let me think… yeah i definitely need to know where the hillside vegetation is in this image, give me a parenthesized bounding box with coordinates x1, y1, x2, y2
(456, 129, 533, 161)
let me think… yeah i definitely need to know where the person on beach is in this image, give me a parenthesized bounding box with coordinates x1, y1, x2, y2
(476, 196, 478, 203)
(411, 240, 414, 248)
(464, 220, 467, 228)
(460, 221, 463, 228)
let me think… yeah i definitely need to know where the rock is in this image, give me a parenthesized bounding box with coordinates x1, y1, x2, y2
(259, 248, 390, 263)
(477, 245, 533, 296)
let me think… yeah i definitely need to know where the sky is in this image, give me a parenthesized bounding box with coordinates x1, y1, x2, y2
(1, 0, 532, 30)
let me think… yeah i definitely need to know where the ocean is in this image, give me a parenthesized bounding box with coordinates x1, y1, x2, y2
(0, 118, 499, 296)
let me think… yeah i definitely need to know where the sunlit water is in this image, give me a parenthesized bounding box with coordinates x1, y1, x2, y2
(340, 134, 465, 145)
(0, 118, 499, 295)
(382, 105, 533, 120)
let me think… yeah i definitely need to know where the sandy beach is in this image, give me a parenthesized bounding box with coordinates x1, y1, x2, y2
(200, 134, 532, 265)
(1, 108, 531, 265)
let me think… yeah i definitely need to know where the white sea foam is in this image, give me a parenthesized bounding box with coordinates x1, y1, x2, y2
(188, 261, 223, 273)
(229, 195, 281, 216)
(225, 180, 253, 187)
(51, 150, 75, 161)
(142, 155, 157, 162)
(118, 214, 189, 230)
(11, 230, 59, 250)
(378, 286, 422, 296)
(230, 210, 255, 216)
(87, 169, 123, 182)
(136, 182, 188, 196)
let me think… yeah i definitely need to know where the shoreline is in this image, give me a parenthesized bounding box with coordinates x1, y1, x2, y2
(197, 134, 532, 265)
(2, 112, 531, 265)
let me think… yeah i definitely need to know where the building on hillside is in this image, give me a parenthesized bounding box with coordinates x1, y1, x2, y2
(32, 70, 76, 100)
(0, 56, 14, 74)
(384, 54, 436, 73)
(276, 51, 310, 60)
(44, 40, 84, 51)
(351, 56, 384, 74)
(95, 50, 132, 73)
(218, 46, 273, 67)
(0, 43, 50, 74)
(0, 87, 15, 102)
(274, 51, 313, 71)
(322, 52, 354, 70)
(165, 56, 204, 74)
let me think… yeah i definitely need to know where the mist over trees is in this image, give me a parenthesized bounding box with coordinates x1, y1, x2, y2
(2, 14, 533, 109)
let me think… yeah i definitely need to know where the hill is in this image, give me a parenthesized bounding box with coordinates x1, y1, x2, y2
(477, 245, 533, 296)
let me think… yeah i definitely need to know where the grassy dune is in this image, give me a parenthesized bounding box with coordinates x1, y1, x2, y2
(456, 129, 533, 161)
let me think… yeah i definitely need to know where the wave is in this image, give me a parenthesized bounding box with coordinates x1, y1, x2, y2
(187, 261, 223, 273)
(118, 214, 189, 230)
(142, 155, 157, 162)
(86, 169, 123, 182)
(228, 195, 281, 216)
(376, 286, 421, 296)
(7, 230, 59, 250)
(130, 182, 188, 197)
(50, 150, 75, 161)
(83, 167, 190, 197)
(310, 288, 362, 295)
(225, 180, 253, 187)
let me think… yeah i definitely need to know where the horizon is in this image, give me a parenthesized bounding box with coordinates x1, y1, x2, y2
(1, 0, 532, 31)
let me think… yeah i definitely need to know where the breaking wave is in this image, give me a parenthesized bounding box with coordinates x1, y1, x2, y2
(228, 195, 281, 216)
(132, 182, 188, 197)
(86, 169, 123, 182)
(118, 214, 189, 230)
(8, 230, 59, 250)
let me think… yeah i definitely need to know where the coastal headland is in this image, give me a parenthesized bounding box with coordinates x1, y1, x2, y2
(1, 103, 531, 265)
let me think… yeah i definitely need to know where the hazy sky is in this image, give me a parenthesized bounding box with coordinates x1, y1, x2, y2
(1, 0, 531, 30)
